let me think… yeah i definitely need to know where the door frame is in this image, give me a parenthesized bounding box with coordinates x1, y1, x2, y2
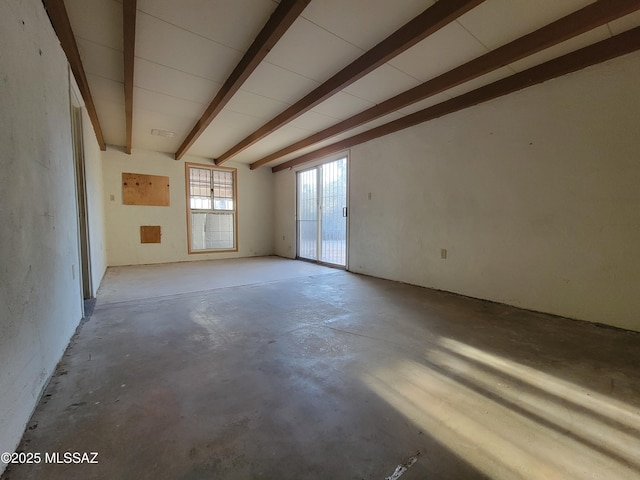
(69, 73, 93, 304)
(295, 153, 349, 269)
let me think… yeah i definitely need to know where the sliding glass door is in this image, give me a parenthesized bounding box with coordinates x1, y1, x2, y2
(297, 157, 347, 267)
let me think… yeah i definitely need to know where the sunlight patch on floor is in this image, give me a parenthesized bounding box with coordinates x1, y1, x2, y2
(361, 339, 640, 479)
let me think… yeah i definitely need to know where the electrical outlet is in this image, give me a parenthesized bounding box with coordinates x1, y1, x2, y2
(441, 249, 447, 259)
(368, 192, 372, 200)
(110, 194, 115, 201)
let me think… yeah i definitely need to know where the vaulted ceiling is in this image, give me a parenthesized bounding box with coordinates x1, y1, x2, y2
(45, 0, 640, 170)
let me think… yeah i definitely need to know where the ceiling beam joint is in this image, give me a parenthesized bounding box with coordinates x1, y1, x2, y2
(43, 0, 106, 150)
(123, 0, 137, 155)
(252, 0, 640, 169)
(174, 0, 312, 161)
(215, 0, 486, 165)
(273, 27, 640, 172)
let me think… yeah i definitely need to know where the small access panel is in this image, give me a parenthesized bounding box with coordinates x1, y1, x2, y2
(140, 226, 161, 244)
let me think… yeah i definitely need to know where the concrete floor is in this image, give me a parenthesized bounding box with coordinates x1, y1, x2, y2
(96, 256, 338, 305)
(3, 257, 640, 479)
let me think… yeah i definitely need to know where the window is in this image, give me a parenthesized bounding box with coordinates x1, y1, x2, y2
(186, 163, 237, 253)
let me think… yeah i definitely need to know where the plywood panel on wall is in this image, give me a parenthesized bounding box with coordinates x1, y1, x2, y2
(122, 172, 170, 206)
(140, 226, 161, 243)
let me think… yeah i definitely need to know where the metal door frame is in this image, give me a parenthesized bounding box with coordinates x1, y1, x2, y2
(295, 155, 349, 268)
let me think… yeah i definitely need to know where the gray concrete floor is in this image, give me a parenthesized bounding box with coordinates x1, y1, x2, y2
(3, 257, 640, 479)
(96, 256, 338, 305)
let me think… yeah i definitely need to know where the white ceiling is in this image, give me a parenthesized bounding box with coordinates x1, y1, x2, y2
(62, 0, 640, 167)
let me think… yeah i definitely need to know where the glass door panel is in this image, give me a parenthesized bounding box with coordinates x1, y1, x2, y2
(297, 158, 347, 267)
(320, 158, 347, 265)
(297, 168, 318, 260)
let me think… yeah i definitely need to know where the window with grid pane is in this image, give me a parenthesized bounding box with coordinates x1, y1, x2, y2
(186, 164, 237, 252)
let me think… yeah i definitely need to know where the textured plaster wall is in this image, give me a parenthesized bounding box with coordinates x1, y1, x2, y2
(348, 53, 640, 331)
(274, 52, 640, 331)
(0, 0, 87, 470)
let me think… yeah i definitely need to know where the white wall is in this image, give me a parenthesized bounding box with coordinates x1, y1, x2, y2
(102, 148, 274, 265)
(275, 52, 640, 332)
(0, 0, 88, 471)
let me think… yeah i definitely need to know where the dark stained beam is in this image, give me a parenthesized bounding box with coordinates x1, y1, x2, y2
(215, 0, 486, 165)
(273, 27, 640, 172)
(42, 0, 106, 150)
(253, 0, 640, 169)
(174, 0, 312, 160)
(123, 0, 137, 154)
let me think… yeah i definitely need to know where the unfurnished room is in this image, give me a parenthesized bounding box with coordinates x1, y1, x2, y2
(1, 0, 640, 479)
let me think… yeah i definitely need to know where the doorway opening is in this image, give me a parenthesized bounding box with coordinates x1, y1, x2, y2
(71, 106, 92, 302)
(296, 157, 348, 267)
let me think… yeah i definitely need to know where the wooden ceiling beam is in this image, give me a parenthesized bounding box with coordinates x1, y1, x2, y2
(43, 0, 106, 150)
(273, 27, 640, 172)
(123, 0, 137, 155)
(215, 0, 486, 165)
(254, 0, 640, 169)
(174, 0, 312, 161)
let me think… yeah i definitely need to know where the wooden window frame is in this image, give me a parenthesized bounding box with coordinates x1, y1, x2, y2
(185, 162, 238, 254)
